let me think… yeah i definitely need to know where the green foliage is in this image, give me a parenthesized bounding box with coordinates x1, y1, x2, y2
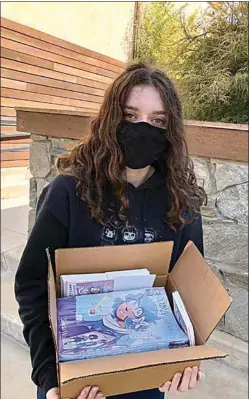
(134, 1, 249, 123)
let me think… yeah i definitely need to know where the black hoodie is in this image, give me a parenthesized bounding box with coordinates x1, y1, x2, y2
(14, 172, 203, 394)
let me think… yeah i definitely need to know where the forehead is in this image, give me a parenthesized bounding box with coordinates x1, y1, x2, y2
(125, 85, 165, 112)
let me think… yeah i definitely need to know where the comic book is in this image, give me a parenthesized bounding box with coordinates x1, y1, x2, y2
(67, 280, 114, 296)
(57, 287, 189, 362)
(172, 291, 195, 346)
(60, 269, 155, 297)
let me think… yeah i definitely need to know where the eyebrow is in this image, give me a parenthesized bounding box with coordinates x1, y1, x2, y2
(124, 106, 166, 115)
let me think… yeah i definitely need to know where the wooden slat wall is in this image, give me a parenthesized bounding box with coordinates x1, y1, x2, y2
(0, 17, 125, 167)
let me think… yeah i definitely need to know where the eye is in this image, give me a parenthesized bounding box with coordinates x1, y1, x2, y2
(152, 118, 166, 127)
(124, 113, 137, 121)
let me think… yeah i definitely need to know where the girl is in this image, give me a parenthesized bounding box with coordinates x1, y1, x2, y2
(15, 62, 206, 399)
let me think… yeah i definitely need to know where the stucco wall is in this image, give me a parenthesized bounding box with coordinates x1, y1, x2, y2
(1, 2, 135, 61)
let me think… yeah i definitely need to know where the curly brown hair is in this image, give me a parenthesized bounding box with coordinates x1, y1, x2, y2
(58, 62, 206, 231)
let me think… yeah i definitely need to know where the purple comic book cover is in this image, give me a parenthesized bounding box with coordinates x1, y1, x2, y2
(57, 287, 189, 362)
(68, 280, 114, 296)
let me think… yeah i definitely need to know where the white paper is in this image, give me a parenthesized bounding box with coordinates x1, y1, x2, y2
(106, 269, 149, 278)
(61, 273, 107, 282)
(113, 274, 156, 292)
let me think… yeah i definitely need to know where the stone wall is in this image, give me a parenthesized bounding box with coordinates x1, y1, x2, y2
(192, 157, 248, 342)
(29, 135, 249, 341)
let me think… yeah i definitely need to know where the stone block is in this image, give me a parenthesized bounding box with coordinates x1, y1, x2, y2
(201, 205, 217, 218)
(51, 155, 58, 167)
(51, 138, 77, 151)
(215, 162, 248, 191)
(192, 157, 215, 194)
(203, 220, 248, 271)
(50, 147, 69, 157)
(36, 179, 49, 200)
(216, 183, 248, 224)
(62, 139, 77, 151)
(28, 209, 36, 235)
(30, 141, 51, 178)
(46, 166, 58, 183)
(29, 177, 37, 209)
(31, 134, 48, 141)
(210, 266, 248, 342)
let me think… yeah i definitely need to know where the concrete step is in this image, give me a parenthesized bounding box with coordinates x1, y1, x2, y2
(1, 167, 30, 185)
(1, 204, 29, 237)
(1, 204, 29, 275)
(207, 329, 248, 373)
(1, 245, 26, 275)
(1, 333, 36, 399)
(1, 273, 26, 347)
(1, 181, 29, 200)
(1, 195, 30, 210)
(1, 167, 31, 199)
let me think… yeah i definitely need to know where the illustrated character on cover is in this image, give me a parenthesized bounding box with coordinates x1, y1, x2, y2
(62, 293, 159, 350)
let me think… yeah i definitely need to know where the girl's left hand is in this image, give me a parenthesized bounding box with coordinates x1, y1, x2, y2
(159, 366, 205, 393)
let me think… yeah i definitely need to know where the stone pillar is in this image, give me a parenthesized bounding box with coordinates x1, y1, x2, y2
(193, 157, 248, 341)
(28, 135, 77, 233)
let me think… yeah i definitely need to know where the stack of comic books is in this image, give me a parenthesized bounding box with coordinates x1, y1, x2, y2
(57, 287, 191, 362)
(60, 269, 156, 297)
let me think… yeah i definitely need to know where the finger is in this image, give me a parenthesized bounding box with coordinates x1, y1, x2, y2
(87, 386, 100, 399)
(178, 367, 192, 392)
(48, 392, 58, 399)
(78, 386, 92, 398)
(189, 366, 198, 389)
(168, 372, 182, 393)
(46, 387, 59, 399)
(159, 381, 171, 392)
(96, 394, 105, 399)
(198, 370, 205, 381)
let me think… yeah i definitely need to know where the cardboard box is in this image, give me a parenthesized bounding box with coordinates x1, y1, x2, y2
(47, 241, 232, 399)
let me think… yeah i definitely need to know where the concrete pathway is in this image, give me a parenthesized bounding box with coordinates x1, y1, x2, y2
(1, 197, 29, 275)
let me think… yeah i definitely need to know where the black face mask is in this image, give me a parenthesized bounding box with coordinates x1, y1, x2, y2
(117, 121, 168, 169)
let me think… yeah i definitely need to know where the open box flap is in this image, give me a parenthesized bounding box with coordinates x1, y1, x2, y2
(46, 249, 58, 355)
(55, 241, 174, 281)
(59, 345, 227, 383)
(169, 241, 232, 342)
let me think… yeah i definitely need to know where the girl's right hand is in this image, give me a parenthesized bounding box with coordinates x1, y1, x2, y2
(46, 386, 106, 399)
